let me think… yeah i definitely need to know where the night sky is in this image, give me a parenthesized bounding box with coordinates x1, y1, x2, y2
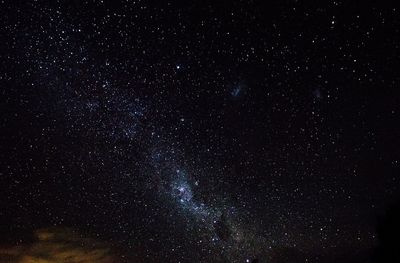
(1, 1, 400, 262)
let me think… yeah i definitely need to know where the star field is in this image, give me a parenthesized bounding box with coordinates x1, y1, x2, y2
(1, 1, 400, 262)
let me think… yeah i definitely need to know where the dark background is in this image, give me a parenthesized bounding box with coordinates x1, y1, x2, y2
(1, 1, 400, 262)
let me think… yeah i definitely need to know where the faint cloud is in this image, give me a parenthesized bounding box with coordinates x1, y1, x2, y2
(0, 227, 123, 263)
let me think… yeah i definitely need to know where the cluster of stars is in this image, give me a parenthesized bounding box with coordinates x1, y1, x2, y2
(1, 1, 399, 262)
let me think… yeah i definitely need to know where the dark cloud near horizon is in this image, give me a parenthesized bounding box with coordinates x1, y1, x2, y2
(0, 227, 130, 263)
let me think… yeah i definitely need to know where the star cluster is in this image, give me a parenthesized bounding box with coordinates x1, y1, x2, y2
(1, 1, 400, 262)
